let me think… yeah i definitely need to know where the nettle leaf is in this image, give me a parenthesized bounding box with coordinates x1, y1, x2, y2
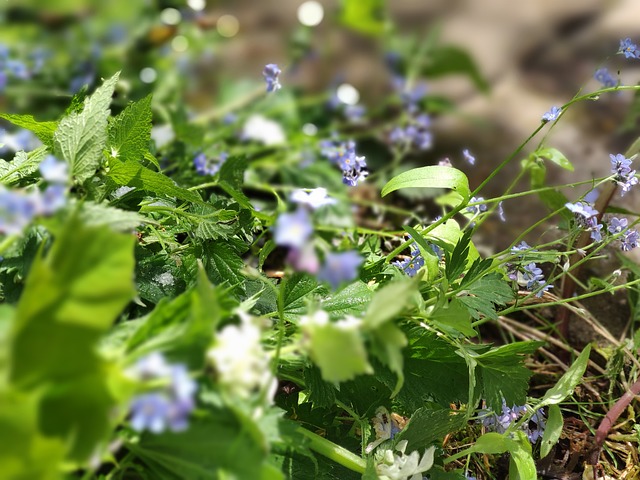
(0, 113, 57, 149)
(303, 364, 337, 409)
(430, 298, 475, 337)
(203, 242, 245, 291)
(457, 272, 514, 320)
(9, 215, 135, 461)
(108, 94, 152, 164)
(445, 230, 472, 282)
(369, 322, 407, 397)
(280, 273, 325, 321)
(320, 281, 372, 320)
(474, 342, 543, 412)
(381, 166, 470, 199)
(0, 146, 48, 185)
(108, 157, 203, 204)
(54, 72, 120, 183)
(218, 155, 248, 189)
(394, 407, 466, 452)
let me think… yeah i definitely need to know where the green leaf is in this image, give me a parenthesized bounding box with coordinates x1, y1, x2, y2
(108, 157, 203, 204)
(127, 406, 272, 479)
(540, 404, 562, 459)
(445, 230, 472, 282)
(320, 281, 373, 320)
(508, 431, 536, 480)
(394, 407, 466, 452)
(303, 317, 372, 383)
(280, 273, 325, 321)
(340, 0, 385, 36)
(538, 345, 591, 408)
(304, 365, 337, 409)
(77, 201, 146, 232)
(474, 342, 542, 411)
(108, 94, 152, 163)
(369, 323, 407, 397)
(534, 147, 574, 172)
(422, 45, 489, 92)
(0, 146, 48, 185)
(363, 278, 418, 330)
(203, 242, 245, 290)
(0, 113, 57, 149)
(457, 272, 515, 320)
(381, 166, 470, 199)
(54, 72, 120, 183)
(219, 155, 248, 189)
(9, 215, 135, 461)
(464, 432, 510, 455)
(430, 298, 476, 337)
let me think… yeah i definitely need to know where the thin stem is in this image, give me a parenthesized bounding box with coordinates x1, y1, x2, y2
(296, 426, 367, 474)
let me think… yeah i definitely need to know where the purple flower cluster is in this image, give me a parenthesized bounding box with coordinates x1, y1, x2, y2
(193, 151, 229, 176)
(262, 63, 282, 93)
(0, 155, 68, 235)
(507, 243, 552, 297)
(129, 352, 197, 434)
(480, 400, 546, 444)
(319, 138, 368, 186)
(609, 153, 638, 196)
(565, 201, 603, 242)
(389, 114, 433, 151)
(462, 149, 476, 166)
(594, 68, 617, 88)
(392, 242, 424, 277)
(317, 251, 363, 289)
(466, 196, 488, 217)
(607, 216, 639, 252)
(619, 38, 640, 59)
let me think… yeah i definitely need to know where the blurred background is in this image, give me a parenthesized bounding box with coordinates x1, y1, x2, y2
(1, 0, 640, 250)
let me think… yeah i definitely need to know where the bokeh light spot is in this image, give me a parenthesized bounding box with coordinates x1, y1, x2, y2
(217, 15, 240, 38)
(336, 83, 359, 105)
(140, 67, 157, 84)
(160, 8, 182, 25)
(297, 1, 324, 27)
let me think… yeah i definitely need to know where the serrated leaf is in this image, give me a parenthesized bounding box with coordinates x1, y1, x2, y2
(430, 298, 476, 337)
(108, 94, 152, 163)
(304, 365, 337, 409)
(422, 45, 489, 93)
(539, 345, 591, 408)
(0, 146, 48, 185)
(535, 147, 573, 172)
(363, 278, 418, 330)
(381, 166, 470, 199)
(218, 155, 248, 189)
(394, 407, 466, 452)
(540, 404, 562, 459)
(303, 318, 372, 383)
(320, 281, 373, 320)
(108, 157, 203, 204)
(445, 230, 472, 282)
(457, 272, 514, 320)
(281, 273, 325, 321)
(0, 113, 57, 149)
(54, 72, 119, 183)
(474, 342, 542, 411)
(203, 242, 245, 290)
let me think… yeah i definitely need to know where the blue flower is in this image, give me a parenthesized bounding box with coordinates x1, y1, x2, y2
(393, 244, 425, 277)
(38, 184, 67, 216)
(480, 400, 546, 444)
(608, 217, 628, 234)
(130, 393, 172, 433)
(622, 229, 639, 251)
(462, 148, 476, 165)
(273, 208, 313, 249)
(317, 251, 362, 289)
(594, 68, 617, 88)
(389, 115, 433, 151)
(609, 153, 638, 195)
(0, 188, 38, 235)
(542, 106, 562, 122)
(511, 241, 533, 254)
(262, 63, 282, 92)
(497, 201, 506, 222)
(320, 139, 368, 186)
(619, 38, 639, 59)
(5, 59, 29, 80)
(521, 262, 552, 297)
(565, 201, 598, 219)
(466, 196, 488, 216)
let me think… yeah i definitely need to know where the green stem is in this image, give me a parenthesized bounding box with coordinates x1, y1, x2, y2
(296, 426, 367, 474)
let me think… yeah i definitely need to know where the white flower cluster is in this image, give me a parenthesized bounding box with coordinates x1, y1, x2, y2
(376, 440, 435, 480)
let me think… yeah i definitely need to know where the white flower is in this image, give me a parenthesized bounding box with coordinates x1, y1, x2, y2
(207, 313, 277, 402)
(153, 272, 175, 287)
(376, 440, 435, 480)
(241, 114, 285, 146)
(151, 124, 175, 148)
(290, 188, 337, 210)
(299, 309, 330, 328)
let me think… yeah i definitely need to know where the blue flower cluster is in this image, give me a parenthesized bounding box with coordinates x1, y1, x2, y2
(193, 151, 229, 176)
(392, 242, 424, 277)
(319, 138, 368, 186)
(129, 352, 197, 434)
(594, 68, 617, 88)
(507, 242, 552, 297)
(607, 216, 639, 252)
(0, 155, 67, 235)
(480, 401, 546, 444)
(609, 153, 638, 196)
(0, 45, 33, 92)
(565, 201, 603, 242)
(389, 113, 433, 151)
(262, 63, 282, 93)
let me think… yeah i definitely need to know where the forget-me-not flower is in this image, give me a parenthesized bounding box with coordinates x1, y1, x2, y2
(317, 251, 362, 289)
(594, 68, 617, 88)
(273, 208, 313, 249)
(542, 106, 562, 122)
(262, 63, 282, 92)
(619, 38, 639, 59)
